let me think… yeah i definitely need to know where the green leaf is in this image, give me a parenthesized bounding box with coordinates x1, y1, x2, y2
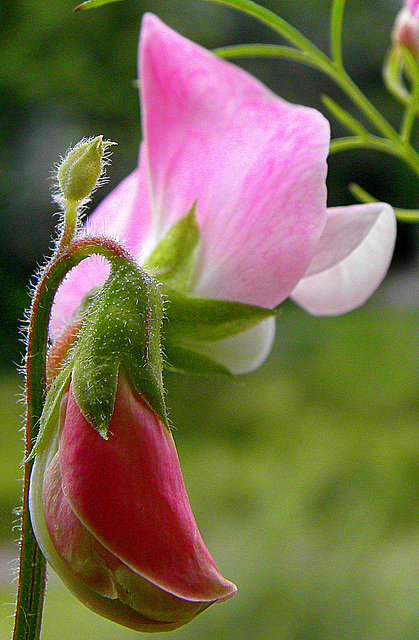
(161, 288, 276, 375)
(144, 204, 200, 292)
(71, 258, 166, 437)
(399, 46, 419, 142)
(26, 360, 73, 462)
(74, 0, 124, 11)
(204, 0, 318, 56)
(161, 289, 276, 374)
(383, 48, 410, 106)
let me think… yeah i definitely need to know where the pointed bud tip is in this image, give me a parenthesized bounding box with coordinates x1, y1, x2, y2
(57, 136, 116, 204)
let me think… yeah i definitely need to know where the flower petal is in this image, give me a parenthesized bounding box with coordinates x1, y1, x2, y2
(29, 425, 207, 632)
(140, 13, 330, 307)
(291, 202, 396, 315)
(192, 316, 277, 375)
(50, 153, 153, 338)
(59, 375, 236, 603)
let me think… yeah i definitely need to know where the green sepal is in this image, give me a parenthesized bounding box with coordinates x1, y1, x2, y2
(71, 258, 166, 438)
(144, 204, 199, 292)
(161, 286, 277, 375)
(163, 287, 276, 341)
(163, 341, 233, 376)
(26, 359, 73, 462)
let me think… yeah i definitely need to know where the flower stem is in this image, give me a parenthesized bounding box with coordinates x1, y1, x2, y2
(13, 237, 135, 640)
(57, 200, 78, 252)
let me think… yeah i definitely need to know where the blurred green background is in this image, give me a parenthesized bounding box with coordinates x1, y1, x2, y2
(2, 0, 419, 638)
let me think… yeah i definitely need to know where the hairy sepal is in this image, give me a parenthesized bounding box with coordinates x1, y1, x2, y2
(162, 286, 276, 375)
(26, 360, 73, 461)
(71, 259, 166, 438)
(144, 204, 199, 292)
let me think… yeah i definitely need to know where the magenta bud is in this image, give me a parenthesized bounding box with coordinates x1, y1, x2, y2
(29, 373, 236, 631)
(393, 1, 419, 59)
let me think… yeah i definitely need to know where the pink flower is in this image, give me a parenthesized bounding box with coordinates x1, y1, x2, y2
(29, 374, 236, 631)
(51, 14, 396, 374)
(393, 0, 419, 58)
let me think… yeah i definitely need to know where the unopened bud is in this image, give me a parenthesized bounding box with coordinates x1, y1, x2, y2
(392, 1, 419, 60)
(57, 136, 111, 203)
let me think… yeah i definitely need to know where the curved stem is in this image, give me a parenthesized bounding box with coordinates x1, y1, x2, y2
(13, 236, 135, 640)
(329, 135, 399, 156)
(56, 201, 78, 252)
(213, 42, 318, 66)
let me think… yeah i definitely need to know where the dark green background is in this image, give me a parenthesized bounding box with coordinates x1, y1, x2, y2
(2, 1, 419, 638)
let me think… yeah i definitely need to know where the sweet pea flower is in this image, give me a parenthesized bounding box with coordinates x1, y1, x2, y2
(393, 0, 419, 59)
(51, 13, 396, 374)
(29, 374, 236, 631)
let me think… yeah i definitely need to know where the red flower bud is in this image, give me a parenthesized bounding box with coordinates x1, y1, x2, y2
(29, 373, 236, 631)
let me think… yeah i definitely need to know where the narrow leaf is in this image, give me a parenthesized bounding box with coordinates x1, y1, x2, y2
(399, 46, 419, 141)
(383, 48, 410, 105)
(204, 0, 319, 57)
(74, 0, 124, 12)
(214, 43, 315, 66)
(321, 95, 368, 137)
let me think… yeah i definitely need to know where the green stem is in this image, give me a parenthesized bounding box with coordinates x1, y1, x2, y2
(330, 0, 346, 69)
(329, 135, 399, 156)
(13, 236, 135, 640)
(57, 200, 78, 252)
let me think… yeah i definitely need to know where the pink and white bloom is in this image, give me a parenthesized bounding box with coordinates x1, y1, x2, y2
(51, 14, 396, 374)
(29, 374, 236, 631)
(393, 0, 419, 59)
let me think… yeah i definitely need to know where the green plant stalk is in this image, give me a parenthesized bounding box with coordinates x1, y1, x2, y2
(13, 236, 137, 640)
(57, 200, 78, 252)
(330, 0, 346, 69)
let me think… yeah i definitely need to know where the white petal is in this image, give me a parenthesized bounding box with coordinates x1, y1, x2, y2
(190, 317, 276, 374)
(291, 202, 396, 315)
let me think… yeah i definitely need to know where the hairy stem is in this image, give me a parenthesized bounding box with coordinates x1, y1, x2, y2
(13, 237, 135, 640)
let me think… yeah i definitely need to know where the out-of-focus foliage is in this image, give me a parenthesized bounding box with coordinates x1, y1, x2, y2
(3, 302, 419, 639)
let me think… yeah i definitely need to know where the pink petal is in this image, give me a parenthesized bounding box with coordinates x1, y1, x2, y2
(50, 154, 152, 338)
(140, 14, 330, 307)
(59, 376, 236, 603)
(291, 202, 396, 315)
(30, 441, 204, 632)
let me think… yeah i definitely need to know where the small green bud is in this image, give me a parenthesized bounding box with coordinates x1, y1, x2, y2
(57, 136, 112, 203)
